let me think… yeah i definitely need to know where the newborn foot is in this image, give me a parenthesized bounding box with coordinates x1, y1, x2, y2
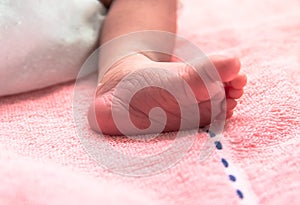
(88, 54, 246, 135)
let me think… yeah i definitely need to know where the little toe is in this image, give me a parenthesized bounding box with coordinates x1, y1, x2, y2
(222, 98, 237, 111)
(226, 110, 234, 119)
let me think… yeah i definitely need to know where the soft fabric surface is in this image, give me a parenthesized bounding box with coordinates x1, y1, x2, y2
(0, 0, 105, 96)
(0, 0, 299, 204)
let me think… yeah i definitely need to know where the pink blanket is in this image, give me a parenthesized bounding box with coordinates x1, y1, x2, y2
(0, 0, 299, 204)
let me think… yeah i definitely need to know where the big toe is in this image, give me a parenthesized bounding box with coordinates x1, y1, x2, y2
(210, 56, 241, 83)
(177, 55, 241, 102)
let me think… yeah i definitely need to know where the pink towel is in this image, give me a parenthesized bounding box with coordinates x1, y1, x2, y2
(0, 0, 299, 204)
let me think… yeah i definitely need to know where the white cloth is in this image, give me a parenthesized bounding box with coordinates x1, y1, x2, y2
(0, 0, 106, 96)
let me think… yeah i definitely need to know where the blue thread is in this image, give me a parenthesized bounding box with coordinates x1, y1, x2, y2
(206, 130, 244, 199)
(229, 175, 236, 182)
(208, 131, 244, 200)
(214, 141, 222, 150)
(236, 190, 244, 199)
(221, 158, 229, 168)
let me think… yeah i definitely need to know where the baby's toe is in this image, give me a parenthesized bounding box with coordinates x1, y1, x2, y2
(227, 88, 244, 99)
(209, 56, 241, 82)
(227, 74, 247, 89)
(222, 98, 237, 111)
(226, 110, 234, 119)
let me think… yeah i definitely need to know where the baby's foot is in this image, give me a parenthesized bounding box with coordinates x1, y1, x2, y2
(88, 54, 246, 135)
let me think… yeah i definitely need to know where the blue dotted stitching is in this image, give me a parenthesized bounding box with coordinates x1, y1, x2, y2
(221, 158, 229, 168)
(207, 130, 244, 200)
(229, 175, 236, 182)
(237, 189, 244, 199)
(214, 141, 223, 150)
